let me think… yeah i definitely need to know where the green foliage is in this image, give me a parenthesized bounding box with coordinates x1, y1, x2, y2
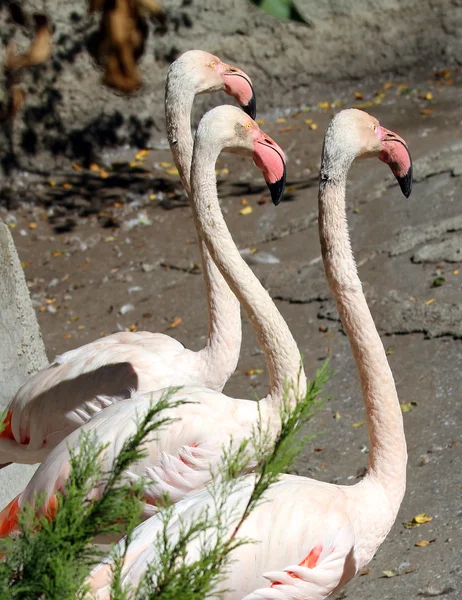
(0, 364, 329, 600)
(250, 0, 308, 23)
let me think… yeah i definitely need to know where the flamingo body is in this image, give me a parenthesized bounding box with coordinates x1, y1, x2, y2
(90, 473, 397, 600)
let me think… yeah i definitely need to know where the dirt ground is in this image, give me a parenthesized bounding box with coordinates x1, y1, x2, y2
(2, 68, 462, 598)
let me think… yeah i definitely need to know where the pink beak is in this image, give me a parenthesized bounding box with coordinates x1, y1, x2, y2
(252, 131, 286, 206)
(378, 127, 413, 198)
(222, 69, 256, 120)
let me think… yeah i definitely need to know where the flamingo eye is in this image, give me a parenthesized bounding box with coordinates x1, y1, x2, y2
(210, 60, 217, 68)
(244, 122, 252, 131)
(370, 123, 377, 132)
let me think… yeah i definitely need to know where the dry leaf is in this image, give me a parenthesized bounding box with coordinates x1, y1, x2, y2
(415, 540, 430, 547)
(352, 421, 365, 428)
(414, 513, 433, 524)
(72, 162, 83, 171)
(241, 198, 249, 206)
(420, 108, 435, 116)
(159, 161, 171, 168)
(354, 91, 363, 100)
(360, 569, 370, 576)
(256, 119, 265, 125)
(170, 317, 182, 328)
(277, 117, 286, 124)
(400, 401, 417, 413)
(309, 123, 318, 130)
(29, 222, 37, 230)
(239, 206, 253, 216)
(382, 570, 397, 578)
(135, 149, 150, 161)
(426, 298, 436, 305)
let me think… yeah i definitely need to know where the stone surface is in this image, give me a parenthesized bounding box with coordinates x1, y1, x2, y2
(0, 219, 48, 507)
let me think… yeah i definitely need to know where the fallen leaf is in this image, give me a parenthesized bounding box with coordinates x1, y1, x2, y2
(48, 180, 56, 187)
(29, 222, 37, 229)
(62, 182, 72, 189)
(304, 118, 313, 125)
(386, 346, 394, 355)
(453, 269, 460, 275)
(239, 206, 253, 215)
(352, 421, 365, 428)
(426, 298, 436, 305)
(277, 117, 286, 124)
(420, 108, 435, 116)
(149, 193, 157, 200)
(241, 198, 249, 206)
(159, 161, 171, 168)
(309, 123, 318, 130)
(414, 513, 433, 524)
(314, 447, 324, 452)
(383, 81, 394, 89)
(256, 119, 265, 125)
(360, 569, 370, 576)
(354, 91, 363, 100)
(425, 92, 433, 101)
(415, 540, 431, 547)
(129, 161, 140, 168)
(279, 126, 293, 133)
(404, 512, 433, 528)
(432, 277, 445, 288)
(63, 333, 72, 339)
(382, 570, 397, 578)
(72, 162, 83, 171)
(400, 401, 417, 413)
(333, 411, 341, 419)
(135, 149, 150, 161)
(318, 101, 330, 109)
(170, 317, 182, 328)
(166, 167, 179, 175)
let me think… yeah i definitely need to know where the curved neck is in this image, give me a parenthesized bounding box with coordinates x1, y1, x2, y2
(190, 136, 306, 405)
(318, 172, 407, 508)
(165, 74, 242, 389)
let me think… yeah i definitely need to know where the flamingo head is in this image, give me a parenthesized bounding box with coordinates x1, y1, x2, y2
(323, 109, 412, 197)
(170, 50, 256, 119)
(197, 105, 286, 205)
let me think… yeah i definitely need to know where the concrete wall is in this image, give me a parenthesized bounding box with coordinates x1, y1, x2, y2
(0, 219, 47, 507)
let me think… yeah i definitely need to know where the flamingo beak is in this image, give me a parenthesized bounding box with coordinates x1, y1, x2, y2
(378, 127, 413, 198)
(253, 132, 286, 206)
(222, 70, 256, 119)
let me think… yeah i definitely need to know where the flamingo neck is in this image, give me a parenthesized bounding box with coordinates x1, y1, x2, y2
(318, 168, 407, 509)
(165, 74, 242, 390)
(190, 136, 306, 407)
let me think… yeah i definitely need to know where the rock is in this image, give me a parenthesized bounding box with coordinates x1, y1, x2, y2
(412, 236, 462, 264)
(0, 219, 48, 508)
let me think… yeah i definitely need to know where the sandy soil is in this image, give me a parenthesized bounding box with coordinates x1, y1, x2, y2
(2, 68, 462, 598)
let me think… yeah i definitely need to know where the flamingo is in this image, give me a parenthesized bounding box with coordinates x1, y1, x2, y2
(0, 50, 255, 468)
(0, 109, 303, 538)
(89, 107, 412, 600)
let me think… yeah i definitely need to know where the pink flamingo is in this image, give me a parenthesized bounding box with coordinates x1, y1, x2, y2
(0, 110, 299, 537)
(0, 50, 255, 467)
(89, 107, 412, 600)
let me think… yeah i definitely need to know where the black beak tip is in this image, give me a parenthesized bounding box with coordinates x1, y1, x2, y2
(267, 163, 287, 206)
(396, 165, 413, 198)
(242, 84, 257, 120)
